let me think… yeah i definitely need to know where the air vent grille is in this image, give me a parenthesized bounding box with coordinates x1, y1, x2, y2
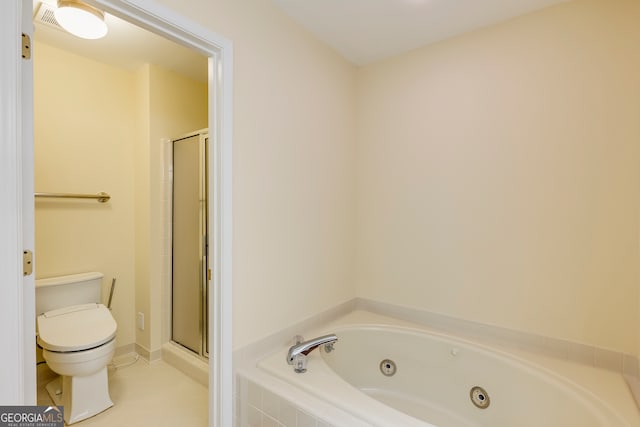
(34, 2, 63, 30)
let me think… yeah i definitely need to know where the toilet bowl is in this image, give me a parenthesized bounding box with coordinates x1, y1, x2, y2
(36, 273, 118, 425)
(38, 303, 117, 424)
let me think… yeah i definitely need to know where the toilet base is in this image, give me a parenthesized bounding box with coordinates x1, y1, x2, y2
(45, 367, 114, 425)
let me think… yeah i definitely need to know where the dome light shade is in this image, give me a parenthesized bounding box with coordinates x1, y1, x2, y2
(54, 0, 108, 40)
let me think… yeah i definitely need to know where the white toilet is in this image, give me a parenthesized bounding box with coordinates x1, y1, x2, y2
(36, 272, 117, 425)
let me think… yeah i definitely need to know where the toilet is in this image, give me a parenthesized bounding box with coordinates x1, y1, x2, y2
(36, 272, 117, 425)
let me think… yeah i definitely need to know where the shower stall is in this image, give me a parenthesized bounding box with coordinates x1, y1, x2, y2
(171, 129, 209, 358)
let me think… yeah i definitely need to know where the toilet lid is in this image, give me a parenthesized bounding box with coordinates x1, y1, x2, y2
(37, 303, 117, 352)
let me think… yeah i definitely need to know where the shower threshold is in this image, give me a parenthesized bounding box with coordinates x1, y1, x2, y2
(162, 341, 209, 387)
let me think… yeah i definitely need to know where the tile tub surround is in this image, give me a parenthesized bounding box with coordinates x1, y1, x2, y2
(235, 371, 370, 427)
(233, 298, 640, 423)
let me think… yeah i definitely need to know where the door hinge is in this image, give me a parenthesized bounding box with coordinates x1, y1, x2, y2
(23, 250, 33, 276)
(22, 33, 31, 59)
(207, 269, 212, 281)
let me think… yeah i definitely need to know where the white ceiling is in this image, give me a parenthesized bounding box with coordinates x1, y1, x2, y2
(271, 0, 572, 65)
(32, 0, 208, 82)
(33, 0, 572, 76)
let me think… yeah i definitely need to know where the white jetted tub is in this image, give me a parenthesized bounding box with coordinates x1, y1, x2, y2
(258, 312, 640, 427)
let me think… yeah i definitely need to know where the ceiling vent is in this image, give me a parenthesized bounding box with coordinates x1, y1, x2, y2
(34, 2, 63, 30)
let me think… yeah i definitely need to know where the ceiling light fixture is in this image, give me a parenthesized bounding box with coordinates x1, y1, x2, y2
(54, 0, 108, 40)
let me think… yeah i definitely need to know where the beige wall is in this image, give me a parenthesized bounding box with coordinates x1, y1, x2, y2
(134, 64, 207, 355)
(356, 0, 640, 355)
(153, 0, 640, 355)
(156, 0, 358, 349)
(34, 41, 137, 347)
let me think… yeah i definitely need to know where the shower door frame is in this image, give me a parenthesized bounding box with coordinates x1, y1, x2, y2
(171, 131, 210, 359)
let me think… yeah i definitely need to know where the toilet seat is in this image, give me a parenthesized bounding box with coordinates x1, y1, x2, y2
(37, 303, 117, 352)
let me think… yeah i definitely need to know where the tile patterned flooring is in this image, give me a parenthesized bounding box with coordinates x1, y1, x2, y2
(37, 355, 208, 426)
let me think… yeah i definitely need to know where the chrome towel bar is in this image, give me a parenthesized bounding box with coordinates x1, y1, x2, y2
(35, 192, 111, 203)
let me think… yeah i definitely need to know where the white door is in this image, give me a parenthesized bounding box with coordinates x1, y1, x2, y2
(0, 0, 36, 404)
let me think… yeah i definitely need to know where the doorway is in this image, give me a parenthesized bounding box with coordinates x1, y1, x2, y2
(1, 0, 234, 425)
(32, 0, 208, 357)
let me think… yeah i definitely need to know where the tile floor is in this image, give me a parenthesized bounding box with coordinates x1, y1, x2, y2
(37, 354, 208, 426)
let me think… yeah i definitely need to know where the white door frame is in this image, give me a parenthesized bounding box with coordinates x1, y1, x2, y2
(0, 1, 233, 426)
(0, 0, 36, 405)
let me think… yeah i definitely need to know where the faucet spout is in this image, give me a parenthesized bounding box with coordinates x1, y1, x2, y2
(286, 334, 338, 365)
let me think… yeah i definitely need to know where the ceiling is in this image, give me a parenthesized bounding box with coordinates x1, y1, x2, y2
(33, 0, 572, 75)
(32, 0, 208, 82)
(271, 0, 572, 65)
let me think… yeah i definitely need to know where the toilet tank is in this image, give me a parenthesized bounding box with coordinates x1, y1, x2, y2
(35, 272, 104, 315)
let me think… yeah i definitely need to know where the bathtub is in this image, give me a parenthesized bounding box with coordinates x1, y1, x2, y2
(257, 312, 640, 427)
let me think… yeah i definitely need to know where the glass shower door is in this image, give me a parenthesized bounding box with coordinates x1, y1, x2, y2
(172, 132, 208, 357)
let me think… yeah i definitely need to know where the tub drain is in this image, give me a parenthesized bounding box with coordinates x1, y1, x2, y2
(379, 359, 396, 376)
(470, 386, 490, 409)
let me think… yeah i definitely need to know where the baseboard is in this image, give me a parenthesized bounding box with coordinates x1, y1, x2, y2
(115, 343, 136, 358)
(625, 375, 640, 409)
(135, 343, 162, 361)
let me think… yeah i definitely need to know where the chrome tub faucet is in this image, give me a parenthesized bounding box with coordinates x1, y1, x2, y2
(286, 334, 338, 373)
